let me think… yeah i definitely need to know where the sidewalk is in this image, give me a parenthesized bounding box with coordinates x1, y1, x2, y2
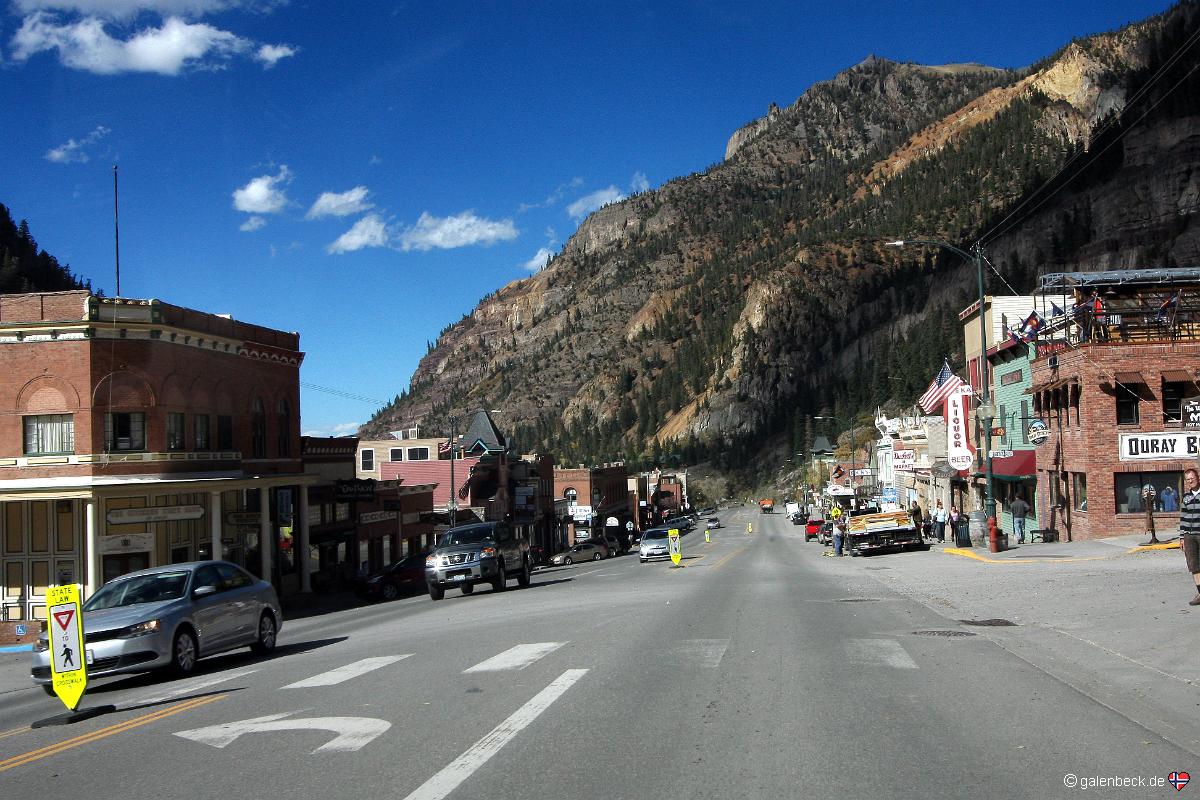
(812, 533, 1200, 756)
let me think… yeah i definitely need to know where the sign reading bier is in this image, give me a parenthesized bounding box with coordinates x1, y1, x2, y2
(1119, 431, 1200, 461)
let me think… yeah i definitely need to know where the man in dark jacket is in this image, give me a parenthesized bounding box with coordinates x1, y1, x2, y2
(1009, 495, 1030, 544)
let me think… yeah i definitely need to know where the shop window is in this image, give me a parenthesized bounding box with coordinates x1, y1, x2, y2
(361, 449, 375, 472)
(166, 412, 186, 451)
(104, 412, 145, 451)
(307, 503, 322, 527)
(217, 415, 233, 450)
(390, 448, 404, 461)
(194, 414, 210, 450)
(564, 488, 577, 504)
(1072, 472, 1088, 512)
(1114, 471, 1182, 513)
(335, 502, 350, 522)
(23, 414, 74, 455)
(277, 399, 291, 458)
(251, 397, 267, 458)
(1116, 385, 1140, 425)
(1163, 381, 1189, 424)
(407, 447, 429, 461)
(1020, 400, 1030, 444)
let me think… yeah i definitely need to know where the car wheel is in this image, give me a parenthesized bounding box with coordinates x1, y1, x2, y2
(564, 556, 573, 565)
(492, 563, 507, 592)
(250, 612, 277, 655)
(381, 582, 399, 601)
(462, 583, 474, 595)
(429, 583, 444, 601)
(170, 628, 198, 677)
(592, 553, 601, 561)
(517, 558, 531, 588)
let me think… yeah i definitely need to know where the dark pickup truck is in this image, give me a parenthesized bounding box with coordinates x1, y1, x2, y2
(424, 521, 532, 600)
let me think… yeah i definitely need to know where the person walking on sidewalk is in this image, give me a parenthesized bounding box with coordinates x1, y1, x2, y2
(933, 500, 948, 543)
(1181, 468, 1200, 606)
(949, 505, 963, 546)
(1010, 495, 1030, 544)
(910, 501, 923, 539)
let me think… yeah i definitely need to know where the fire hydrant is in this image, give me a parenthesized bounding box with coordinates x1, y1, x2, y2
(987, 516, 1004, 553)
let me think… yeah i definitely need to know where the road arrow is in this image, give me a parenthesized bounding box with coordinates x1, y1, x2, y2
(174, 711, 390, 753)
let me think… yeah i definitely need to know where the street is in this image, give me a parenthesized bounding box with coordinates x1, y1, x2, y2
(0, 506, 1195, 800)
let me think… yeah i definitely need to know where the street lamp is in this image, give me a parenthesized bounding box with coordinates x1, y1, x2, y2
(885, 239, 997, 530)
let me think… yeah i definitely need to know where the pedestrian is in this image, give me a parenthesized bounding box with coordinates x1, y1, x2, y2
(933, 500, 948, 543)
(1010, 494, 1030, 544)
(949, 505, 962, 546)
(833, 518, 846, 557)
(1180, 468, 1200, 606)
(909, 501, 923, 534)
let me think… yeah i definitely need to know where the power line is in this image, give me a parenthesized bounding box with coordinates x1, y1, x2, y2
(300, 381, 390, 406)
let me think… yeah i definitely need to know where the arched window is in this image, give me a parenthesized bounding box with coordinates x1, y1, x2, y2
(564, 488, 577, 504)
(277, 399, 291, 457)
(251, 397, 266, 458)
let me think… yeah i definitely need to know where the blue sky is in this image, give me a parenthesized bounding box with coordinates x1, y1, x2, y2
(0, 0, 1174, 436)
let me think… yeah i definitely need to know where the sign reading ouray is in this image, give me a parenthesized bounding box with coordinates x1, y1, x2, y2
(1119, 432, 1200, 461)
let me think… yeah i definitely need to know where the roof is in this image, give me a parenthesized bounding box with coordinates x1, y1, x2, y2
(810, 435, 834, 454)
(461, 409, 506, 453)
(1039, 268, 1200, 290)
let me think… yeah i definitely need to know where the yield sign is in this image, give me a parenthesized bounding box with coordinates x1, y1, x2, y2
(53, 609, 75, 631)
(174, 712, 390, 753)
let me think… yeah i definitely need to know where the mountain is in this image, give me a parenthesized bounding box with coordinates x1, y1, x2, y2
(0, 204, 90, 294)
(364, 2, 1200, 481)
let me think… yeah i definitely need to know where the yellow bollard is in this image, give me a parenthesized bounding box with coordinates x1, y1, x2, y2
(747, 522, 753, 535)
(705, 530, 711, 543)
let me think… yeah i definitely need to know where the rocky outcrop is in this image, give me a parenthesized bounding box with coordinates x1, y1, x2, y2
(725, 103, 781, 161)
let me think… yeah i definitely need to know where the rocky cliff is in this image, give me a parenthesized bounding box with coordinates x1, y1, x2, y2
(364, 2, 1200, 475)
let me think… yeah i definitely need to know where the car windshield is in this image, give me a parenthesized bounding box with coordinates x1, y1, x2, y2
(439, 527, 494, 546)
(83, 571, 190, 610)
(644, 530, 669, 540)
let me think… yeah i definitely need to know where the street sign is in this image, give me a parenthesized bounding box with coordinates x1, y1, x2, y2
(47, 583, 87, 711)
(668, 528, 681, 566)
(1028, 419, 1050, 445)
(989, 450, 1014, 459)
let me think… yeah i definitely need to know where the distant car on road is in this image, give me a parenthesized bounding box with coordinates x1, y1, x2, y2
(551, 541, 606, 565)
(361, 551, 428, 601)
(663, 516, 694, 533)
(425, 521, 532, 600)
(31, 561, 281, 691)
(639, 528, 672, 562)
(705, 517, 722, 530)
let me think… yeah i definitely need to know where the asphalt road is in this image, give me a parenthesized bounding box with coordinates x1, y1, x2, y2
(0, 508, 1193, 799)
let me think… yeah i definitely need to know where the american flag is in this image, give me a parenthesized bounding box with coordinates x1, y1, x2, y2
(918, 361, 964, 414)
(438, 439, 451, 456)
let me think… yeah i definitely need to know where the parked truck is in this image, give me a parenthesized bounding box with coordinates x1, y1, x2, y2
(784, 501, 801, 521)
(844, 510, 926, 556)
(759, 498, 775, 514)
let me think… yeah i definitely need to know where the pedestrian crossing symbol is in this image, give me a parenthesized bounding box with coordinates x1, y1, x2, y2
(668, 528, 682, 566)
(47, 583, 87, 711)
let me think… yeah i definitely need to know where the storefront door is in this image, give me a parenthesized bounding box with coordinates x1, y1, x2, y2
(103, 552, 150, 584)
(1, 500, 79, 621)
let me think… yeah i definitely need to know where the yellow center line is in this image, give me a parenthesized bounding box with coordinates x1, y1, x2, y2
(709, 547, 746, 572)
(0, 693, 225, 773)
(0, 726, 30, 741)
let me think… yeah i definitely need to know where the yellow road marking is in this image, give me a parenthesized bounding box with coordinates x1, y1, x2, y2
(709, 547, 745, 571)
(943, 548, 1108, 565)
(0, 726, 30, 741)
(1128, 541, 1180, 552)
(0, 693, 225, 772)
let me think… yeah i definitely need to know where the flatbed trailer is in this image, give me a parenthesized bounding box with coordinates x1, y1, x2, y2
(845, 511, 926, 556)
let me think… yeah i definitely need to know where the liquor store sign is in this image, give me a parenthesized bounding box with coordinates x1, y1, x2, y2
(1119, 431, 1200, 462)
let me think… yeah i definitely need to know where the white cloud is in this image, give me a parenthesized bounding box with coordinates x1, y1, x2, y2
(631, 171, 650, 193)
(255, 42, 294, 68)
(327, 213, 389, 254)
(302, 421, 361, 437)
(521, 247, 553, 272)
(518, 176, 583, 213)
(306, 186, 373, 219)
(369, 154, 382, 165)
(567, 186, 623, 220)
(239, 215, 266, 232)
(398, 211, 518, 252)
(13, 1, 245, 18)
(10, 11, 296, 74)
(44, 124, 110, 163)
(232, 165, 291, 214)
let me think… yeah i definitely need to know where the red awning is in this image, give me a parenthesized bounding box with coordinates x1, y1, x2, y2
(990, 449, 1036, 478)
(1160, 369, 1196, 383)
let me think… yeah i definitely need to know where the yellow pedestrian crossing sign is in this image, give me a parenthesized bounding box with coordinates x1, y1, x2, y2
(47, 583, 87, 711)
(668, 528, 682, 566)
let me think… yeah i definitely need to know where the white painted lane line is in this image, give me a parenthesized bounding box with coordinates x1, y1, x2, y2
(575, 569, 601, 578)
(669, 639, 730, 669)
(463, 642, 565, 673)
(282, 655, 412, 689)
(134, 668, 259, 705)
(402, 669, 588, 800)
(845, 639, 918, 669)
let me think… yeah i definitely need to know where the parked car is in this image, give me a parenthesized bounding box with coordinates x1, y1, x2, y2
(663, 516, 694, 533)
(817, 520, 835, 546)
(550, 541, 606, 565)
(425, 520, 531, 600)
(361, 551, 428, 601)
(705, 517, 722, 530)
(31, 561, 281, 691)
(639, 528, 672, 562)
(804, 518, 824, 542)
(602, 533, 623, 556)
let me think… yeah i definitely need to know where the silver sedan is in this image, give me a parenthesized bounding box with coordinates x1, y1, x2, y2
(550, 542, 606, 565)
(31, 560, 282, 691)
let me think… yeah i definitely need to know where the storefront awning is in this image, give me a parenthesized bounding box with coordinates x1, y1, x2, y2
(1112, 371, 1145, 384)
(1160, 369, 1196, 383)
(990, 450, 1036, 478)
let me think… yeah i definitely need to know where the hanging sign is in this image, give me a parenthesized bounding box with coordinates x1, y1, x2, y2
(893, 450, 915, 472)
(945, 385, 976, 471)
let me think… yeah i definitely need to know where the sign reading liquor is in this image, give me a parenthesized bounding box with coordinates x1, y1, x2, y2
(945, 385, 976, 471)
(892, 449, 916, 472)
(1119, 432, 1200, 461)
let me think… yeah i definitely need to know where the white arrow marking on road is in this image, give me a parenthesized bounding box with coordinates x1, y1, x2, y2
(282, 655, 412, 688)
(845, 639, 918, 669)
(402, 668, 588, 800)
(174, 711, 391, 753)
(463, 642, 565, 673)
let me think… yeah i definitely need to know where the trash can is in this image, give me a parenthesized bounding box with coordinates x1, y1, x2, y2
(963, 511, 986, 547)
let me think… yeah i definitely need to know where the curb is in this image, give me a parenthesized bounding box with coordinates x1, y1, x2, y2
(1127, 541, 1181, 553)
(0, 645, 33, 653)
(942, 548, 1110, 565)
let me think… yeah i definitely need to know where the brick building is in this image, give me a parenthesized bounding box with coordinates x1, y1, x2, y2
(554, 463, 630, 543)
(1030, 270, 1200, 540)
(0, 291, 316, 621)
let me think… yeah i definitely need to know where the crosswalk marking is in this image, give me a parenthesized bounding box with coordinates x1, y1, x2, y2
(463, 642, 565, 673)
(669, 639, 730, 669)
(845, 639, 918, 669)
(282, 655, 412, 689)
